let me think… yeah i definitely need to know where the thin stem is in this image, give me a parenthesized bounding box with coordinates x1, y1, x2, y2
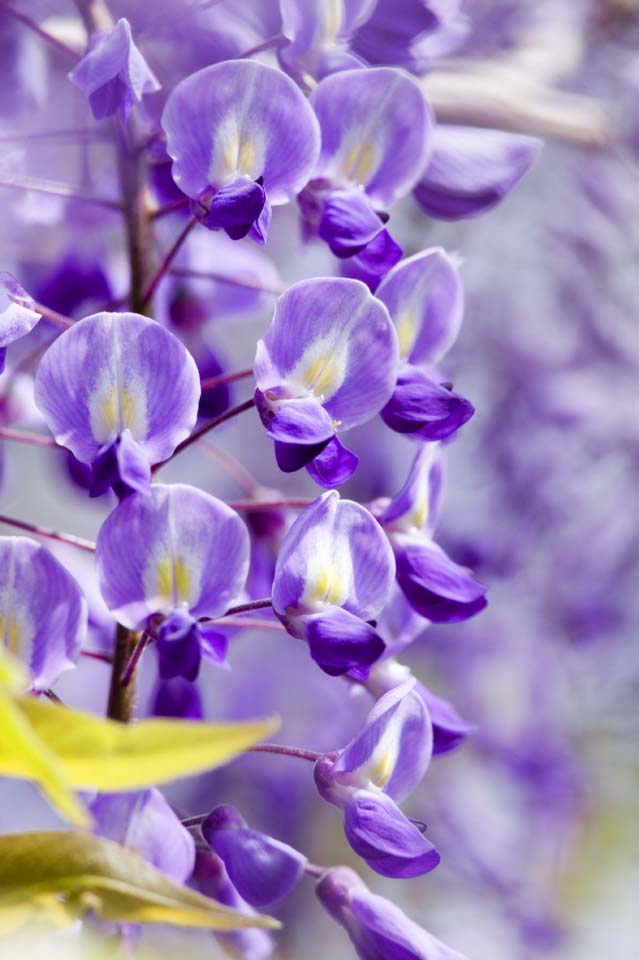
(140, 216, 197, 309)
(120, 632, 153, 688)
(238, 34, 285, 59)
(81, 649, 113, 665)
(0, 514, 96, 552)
(1, 4, 80, 61)
(116, 121, 153, 314)
(200, 368, 253, 392)
(304, 863, 328, 878)
(228, 498, 314, 512)
(170, 266, 283, 296)
(208, 616, 284, 632)
(198, 441, 259, 496)
(224, 598, 272, 616)
(152, 398, 256, 473)
(107, 625, 139, 722)
(247, 744, 322, 762)
(0, 427, 56, 448)
(41, 688, 66, 706)
(31, 300, 74, 329)
(0, 128, 107, 144)
(0, 177, 121, 209)
(149, 198, 190, 221)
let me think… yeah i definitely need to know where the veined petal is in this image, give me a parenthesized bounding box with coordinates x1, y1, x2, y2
(381, 443, 444, 536)
(280, 0, 376, 83)
(0, 537, 87, 689)
(395, 536, 487, 623)
(254, 277, 398, 431)
(375, 248, 464, 365)
(162, 59, 320, 204)
(0, 274, 41, 350)
(414, 125, 541, 221)
(96, 484, 250, 627)
(381, 365, 474, 440)
(34, 312, 200, 465)
(302, 606, 385, 676)
(306, 435, 359, 488)
(310, 67, 433, 206)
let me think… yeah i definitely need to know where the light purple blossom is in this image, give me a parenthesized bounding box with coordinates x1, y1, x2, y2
(0, 274, 41, 374)
(278, 0, 375, 83)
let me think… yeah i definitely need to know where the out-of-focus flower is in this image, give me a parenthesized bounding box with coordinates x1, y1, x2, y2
(0, 274, 41, 374)
(162, 59, 320, 243)
(254, 277, 398, 486)
(69, 18, 160, 123)
(0, 536, 87, 689)
(34, 312, 200, 497)
(278, 0, 375, 83)
(272, 491, 394, 677)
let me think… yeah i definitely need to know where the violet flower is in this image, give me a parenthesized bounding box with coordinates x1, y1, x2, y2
(0, 274, 41, 374)
(315, 679, 439, 878)
(278, 0, 374, 84)
(376, 248, 474, 440)
(162, 59, 320, 243)
(414, 125, 541, 221)
(0, 536, 87, 689)
(272, 491, 394, 677)
(202, 804, 307, 907)
(69, 18, 160, 123)
(34, 312, 200, 498)
(254, 277, 398, 486)
(317, 866, 469, 959)
(301, 67, 433, 281)
(96, 484, 250, 682)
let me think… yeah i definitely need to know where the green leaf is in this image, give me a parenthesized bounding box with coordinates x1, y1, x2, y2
(17, 698, 279, 791)
(0, 831, 279, 931)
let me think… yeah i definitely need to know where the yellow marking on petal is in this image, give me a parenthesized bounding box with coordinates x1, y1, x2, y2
(237, 137, 257, 177)
(396, 309, 418, 360)
(155, 557, 174, 606)
(173, 557, 192, 605)
(309, 564, 346, 606)
(154, 556, 192, 608)
(410, 495, 429, 532)
(0, 616, 22, 656)
(368, 749, 394, 789)
(300, 353, 341, 398)
(342, 139, 377, 186)
(320, 0, 343, 42)
(290, 338, 349, 402)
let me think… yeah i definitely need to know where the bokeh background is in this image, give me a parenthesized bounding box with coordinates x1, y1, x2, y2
(1, 1, 638, 958)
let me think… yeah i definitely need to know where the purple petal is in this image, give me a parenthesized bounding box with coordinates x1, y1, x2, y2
(414, 125, 541, 221)
(199, 175, 267, 240)
(319, 188, 386, 257)
(310, 67, 433, 206)
(0, 274, 41, 350)
(345, 225, 403, 289)
(96, 484, 250, 627)
(302, 606, 385, 676)
(279, 0, 375, 82)
(254, 277, 398, 432)
(89, 788, 195, 885)
(157, 609, 202, 681)
(162, 59, 320, 204)
(152, 677, 203, 719)
(381, 443, 444, 537)
(274, 438, 330, 473)
(266, 396, 336, 445)
(0, 536, 87, 689)
(381, 365, 474, 440)
(395, 537, 487, 623)
(416, 680, 474, 755)
(343, 789, 440, 878)
(34, 312, 200, 466)
(306, 436, 359, 488)
(375, 248, 463, 364)
(89, 430, 151, 499)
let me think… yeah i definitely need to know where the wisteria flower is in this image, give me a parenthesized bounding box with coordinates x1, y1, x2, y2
(96, 484, 250, 682)
(317, 866, 469, 959)
(34, 312, 200, 497)
(162, 59, 320, 243)
(254, 277, 398, 487)
(376, 248, 474, 440)
(278, 0, 375, 84)
(314, 679, 439, 877)
(414, 125, 541, 221)
(272, 491, 394, 677)
(300, 67, 433, 281)
(69, 18, 160, 123)
(0, 536, 87, 689)
(0, 274, 41, 374)
(380, 445, 487, 622)
(202, 805, 307, 907)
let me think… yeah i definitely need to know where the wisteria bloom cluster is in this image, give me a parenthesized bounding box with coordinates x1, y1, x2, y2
(0, 1, 567, 956)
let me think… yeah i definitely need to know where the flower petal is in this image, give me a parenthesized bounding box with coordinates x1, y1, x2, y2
(302, 606, 385, 676)
(395, 537, 487, 623)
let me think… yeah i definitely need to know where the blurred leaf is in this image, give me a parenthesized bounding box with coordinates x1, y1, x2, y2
(17, 698, 279, 790)
(0, 831, 279, 931)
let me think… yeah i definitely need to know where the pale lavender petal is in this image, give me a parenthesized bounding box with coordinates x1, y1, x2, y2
(96, 483, 250, 627)
(34, 312, 200, 465)
(0, 274, 41, 350)
(381, 443, 444, 536)
(0, 536, 87, 689)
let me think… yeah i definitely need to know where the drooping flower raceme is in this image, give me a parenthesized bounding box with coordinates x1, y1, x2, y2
(96, 484, 250, 682)
(0, 274, 41, 374)
(317, 866, 469, 959)
(272, 491, 394, 677)
(0, 536, 87, 689)
(162, 59, 320, 243)
(314, 679, 439, 878)
(376, 248, 474, 440)
(414, 125, 541, 221)
(379, 445, 487, 622)
(69, 18, 160, 123)
(34, 312, 200, 498)
(254, 277, 398, 487)
(301, 67, 433, 281)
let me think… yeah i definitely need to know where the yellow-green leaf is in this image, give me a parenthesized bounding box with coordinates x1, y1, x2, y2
(16, 697, 279, 791)
(0, 831, 279, 931)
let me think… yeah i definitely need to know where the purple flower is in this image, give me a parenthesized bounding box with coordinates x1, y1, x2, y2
(301, 67, 433, 281)
(272, 492, 394, 677)
(316, 866, 469, 959)
(254, 277, 398, 486)
(315, 679, 439, 877)
(414, 125, 541, 221)
(89, 788, 195, 885)
(376, 248, 473, 439)
(0, 274, 41, 374)
(96, 484, 249, 681)
(162, 60, 320, 243)
(202, 805, 307, 907)
(0, 536, 87, 689)
(69, 18, 160, 123)
(34, 312, 200, 498)
(278, 0, 374, 84)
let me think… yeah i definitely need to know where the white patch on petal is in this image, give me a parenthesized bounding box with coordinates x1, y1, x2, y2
(289, 336, 349, 402)
(88, 320, 148, 445)
(299, 529, 352, 610)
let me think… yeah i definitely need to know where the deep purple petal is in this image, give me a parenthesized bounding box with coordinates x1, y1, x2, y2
(381, 365, 474, 440)
(416, 680, 474, 755)
(346, 226, 403, 289)
(395, 537, 487, 623)
(89, 430, 151, 499)
(274, 437, 330, 473)
(319, 188, 385, 257)
(267, 397, 336, 445)
(303, 606, 385, 676)
(201, 176, 267, 240)
(306, 436, 359, 488)
(152, 677, 203, 719)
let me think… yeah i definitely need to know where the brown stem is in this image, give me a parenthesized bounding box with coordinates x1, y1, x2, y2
(152, 398, 256, 473)
(107, 625, 139, 722)
(0, 428, 56, 448)
(140, 217, 197, 310)
(200, 368, 253, 392)
(0, 513, 96, 552)
(116, 123, 153, 315)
